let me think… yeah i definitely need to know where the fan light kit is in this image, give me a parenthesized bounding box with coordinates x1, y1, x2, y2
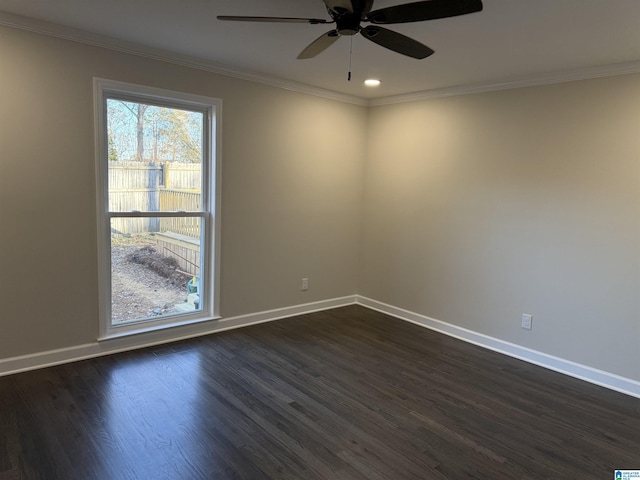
(364, 79, 381, 86)
(218, 0, 483, 60)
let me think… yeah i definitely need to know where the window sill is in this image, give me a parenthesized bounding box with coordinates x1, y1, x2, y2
(98, 314, 222, 342)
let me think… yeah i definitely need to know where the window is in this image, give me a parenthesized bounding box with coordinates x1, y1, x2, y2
(94, 79, 221, 339)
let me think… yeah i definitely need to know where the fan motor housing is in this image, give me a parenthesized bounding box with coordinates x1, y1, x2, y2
(336, 14, 361, 35)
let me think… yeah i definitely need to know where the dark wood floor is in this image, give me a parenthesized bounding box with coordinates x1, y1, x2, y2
(1, 306, 638, 480)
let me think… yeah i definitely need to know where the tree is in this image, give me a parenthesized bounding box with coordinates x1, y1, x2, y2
(107, 100, 202, 163)
(118, 102, 149, 162)
(154, 109, 202, 163)
(108, 132, 118, 161)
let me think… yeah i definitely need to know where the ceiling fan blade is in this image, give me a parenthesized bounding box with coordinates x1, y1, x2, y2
(361, 26, 434, 59)
(217, 16, 331, 24)
(298, 30, 341, 59)
(366, 0, 483, 24)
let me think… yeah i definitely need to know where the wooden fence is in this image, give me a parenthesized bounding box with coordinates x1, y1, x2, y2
(163, 163, 201, 190)
(109, 162, 202, 238)
(156, 232, 201, 276)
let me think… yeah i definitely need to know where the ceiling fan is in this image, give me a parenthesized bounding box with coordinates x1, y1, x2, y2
(218, 0, 483, 60)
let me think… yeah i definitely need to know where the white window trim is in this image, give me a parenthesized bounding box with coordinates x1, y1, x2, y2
(93, 78, 222, 340)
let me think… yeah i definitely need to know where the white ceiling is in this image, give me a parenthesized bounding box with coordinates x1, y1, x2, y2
(1, 0, 639, 100)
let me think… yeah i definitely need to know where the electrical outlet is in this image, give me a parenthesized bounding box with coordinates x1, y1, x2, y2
(521, 314, 532, 330)
(301, 277, 309, 291)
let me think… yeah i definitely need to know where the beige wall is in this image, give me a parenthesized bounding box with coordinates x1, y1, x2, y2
(0, 27, 367, 358)
(1, 25, 638, 384)
(361, 75, 640, 380)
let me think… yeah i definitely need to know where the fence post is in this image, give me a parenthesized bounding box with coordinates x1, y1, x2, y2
(163, 161, 171, 188)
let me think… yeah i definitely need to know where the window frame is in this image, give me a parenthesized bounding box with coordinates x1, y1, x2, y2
(94, 78, 221, 340)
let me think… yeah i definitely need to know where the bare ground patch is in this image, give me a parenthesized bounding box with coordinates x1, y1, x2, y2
(111, 237, 193, 323)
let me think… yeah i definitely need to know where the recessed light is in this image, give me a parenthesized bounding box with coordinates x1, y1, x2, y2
(364, 79, 381, 87)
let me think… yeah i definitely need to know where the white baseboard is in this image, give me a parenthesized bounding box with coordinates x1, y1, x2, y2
(356, 296, 640, 399)
(0, 295, 358, 377)
(3, 294, 638, 399)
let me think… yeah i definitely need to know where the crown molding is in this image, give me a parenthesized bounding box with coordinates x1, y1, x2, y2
(2, 11, 639, 108)
(368, 61, 640, 106)
(0, 12, 368, 107)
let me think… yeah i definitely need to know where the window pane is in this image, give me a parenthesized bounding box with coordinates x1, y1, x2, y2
(111, 218, 203, 324)
(107, 99, 203, 212)
(97, 79, 219, 338)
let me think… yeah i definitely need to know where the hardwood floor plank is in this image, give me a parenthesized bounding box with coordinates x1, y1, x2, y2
(1, 305, 639, 479)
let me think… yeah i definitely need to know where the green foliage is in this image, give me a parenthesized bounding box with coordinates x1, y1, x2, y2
(108, 132, 119, 162)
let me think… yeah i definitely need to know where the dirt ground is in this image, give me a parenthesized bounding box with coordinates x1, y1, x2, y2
(111, 237, 193, 323)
